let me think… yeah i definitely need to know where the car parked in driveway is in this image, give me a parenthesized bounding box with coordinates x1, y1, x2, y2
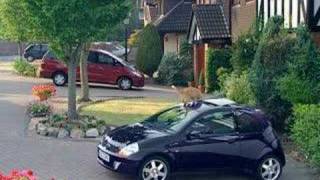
(97, 101, 285, 180)
(24, 44, 48, 62)
(37, 49, 144, 90)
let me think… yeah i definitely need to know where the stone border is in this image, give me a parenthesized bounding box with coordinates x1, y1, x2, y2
(26, 96, 145, 142)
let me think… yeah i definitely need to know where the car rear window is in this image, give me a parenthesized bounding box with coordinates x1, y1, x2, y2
(237, 113, 263, 133)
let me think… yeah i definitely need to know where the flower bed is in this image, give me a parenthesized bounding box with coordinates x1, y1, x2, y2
(0, 169, 36, 180)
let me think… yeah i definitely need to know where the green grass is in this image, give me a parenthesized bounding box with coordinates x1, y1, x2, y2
(80, 98, 177, 126)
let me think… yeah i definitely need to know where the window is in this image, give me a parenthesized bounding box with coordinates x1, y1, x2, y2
(87, 51, 98, 63)
(237, 113, 262, 133)
(189, 111, 236, 135)
(98, 53, 114, 65)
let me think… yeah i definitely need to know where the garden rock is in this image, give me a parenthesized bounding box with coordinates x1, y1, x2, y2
(47, 127, 59, 137)
(36, 123, 47, 136)
(70, 128, 84, 139)
(98, 126, 107, 135)
(57, 129, 69, 139)
(29, 117, 46, 131)
(85, 128, 99, 138)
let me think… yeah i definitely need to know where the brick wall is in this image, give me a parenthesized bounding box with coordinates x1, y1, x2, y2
(231, 0, 256, 42)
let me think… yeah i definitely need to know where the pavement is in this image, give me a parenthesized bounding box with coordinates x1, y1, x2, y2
(0, 59, 318, 180)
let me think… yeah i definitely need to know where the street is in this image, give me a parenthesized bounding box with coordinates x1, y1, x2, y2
(0, 62, 317, 180)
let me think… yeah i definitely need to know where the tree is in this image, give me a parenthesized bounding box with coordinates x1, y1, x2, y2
(136, 24, 162, 76)
(0, 0, 31, 58)
(22, 0, 128, 120)
(250, 16, 294, 130)
(79, 1, 131, 102)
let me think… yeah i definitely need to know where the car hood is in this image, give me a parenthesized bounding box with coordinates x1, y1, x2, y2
(107, 123, 168, 145)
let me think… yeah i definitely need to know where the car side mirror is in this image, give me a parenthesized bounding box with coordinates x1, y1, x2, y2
(187, 131, 201, 140)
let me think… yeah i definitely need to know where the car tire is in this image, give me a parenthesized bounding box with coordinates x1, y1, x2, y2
(52, 72, 67, 86)
(256, 155, 282, 180)
(139, 156, 171, 180)
(118, 77, 132, 90)
(26, 56, 34, 62)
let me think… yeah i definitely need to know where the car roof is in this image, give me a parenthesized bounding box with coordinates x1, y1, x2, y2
(203, 98, 237, 106)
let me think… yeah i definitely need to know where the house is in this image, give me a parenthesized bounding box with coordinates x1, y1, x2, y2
(187, 3, 231, 84)
(256, 0, 320, 45)
(155, 1, 193, 55)
(231, 0, 256, 41)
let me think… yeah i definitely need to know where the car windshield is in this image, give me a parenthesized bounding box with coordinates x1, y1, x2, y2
(142, 106, 195, 133)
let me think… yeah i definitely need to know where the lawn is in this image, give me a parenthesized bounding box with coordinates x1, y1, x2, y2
(80, 98, 177, 126)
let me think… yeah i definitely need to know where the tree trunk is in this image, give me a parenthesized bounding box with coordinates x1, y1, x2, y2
(79, 43, 90, 102)
(18, 42, 23, 59)
(67, 58, 78, 121)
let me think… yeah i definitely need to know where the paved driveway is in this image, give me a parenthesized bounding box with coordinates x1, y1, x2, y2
(0, 62, 318, 180)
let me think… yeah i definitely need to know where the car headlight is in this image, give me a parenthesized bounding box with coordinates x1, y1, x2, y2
(118, 143, 139, 158)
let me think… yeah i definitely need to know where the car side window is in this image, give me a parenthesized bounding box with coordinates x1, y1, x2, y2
(189, 111, 236, 136)
(237, 113, 262, 133)
(98, 53, 114, 65)
(88, 52, 98, 63)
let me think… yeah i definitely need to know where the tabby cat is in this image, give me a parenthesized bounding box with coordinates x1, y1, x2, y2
(171, 84, 202, 104)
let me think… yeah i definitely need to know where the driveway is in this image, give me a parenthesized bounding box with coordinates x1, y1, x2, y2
(0, 61, 318, 180)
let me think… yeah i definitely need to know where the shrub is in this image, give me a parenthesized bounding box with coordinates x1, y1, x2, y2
(27, 101, 51, 117)
(205, 48, 231, 92)
(128, 30, 141, 47)
(156, 53, 192, 86)
(32, 84, 56, 101)
(250, 16, 294, 130)
(136, 24, 162, 76)
(230, 32, 260, 74)
(277, 26, 320, 104)
(13, 58, 37, 77)
(222, 71, 256, 106)
(291, 104, 320, 167)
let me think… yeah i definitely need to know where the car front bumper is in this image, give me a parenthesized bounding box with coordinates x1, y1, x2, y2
(97, 144, 140, 175)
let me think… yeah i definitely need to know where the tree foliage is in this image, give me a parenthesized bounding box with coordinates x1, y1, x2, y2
(250, 16, 294, 130)
(20, 0, 128, 120)
(277, 26, 320, 104)
(136, 24, 162, 76)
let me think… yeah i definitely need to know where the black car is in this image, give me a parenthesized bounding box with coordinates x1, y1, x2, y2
(23, 44, 48, 62)
(97, 101, 285, 180)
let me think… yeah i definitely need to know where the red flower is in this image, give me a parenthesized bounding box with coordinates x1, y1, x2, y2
(32, 84, 56, 101)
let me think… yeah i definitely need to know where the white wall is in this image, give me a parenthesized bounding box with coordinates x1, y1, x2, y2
(163, 33, 185, 55)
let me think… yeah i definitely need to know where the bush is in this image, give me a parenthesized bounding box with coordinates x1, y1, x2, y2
(27, 101, 51, 117)
(230, 32, 260, 74)
(155, 53, 192, 86)
(277, 26, 320, 104)
(291, 104, 320, 167)
(250, 16, 294, 130)
(222, 71, 256, 106)
(206, 48, 231, 92)
(13, 58, 37, 77)
(136, 24, 162, 76)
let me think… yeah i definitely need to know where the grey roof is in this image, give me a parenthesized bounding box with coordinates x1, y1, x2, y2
(156, 1, 192, 33)
(193, 4, 231, 40)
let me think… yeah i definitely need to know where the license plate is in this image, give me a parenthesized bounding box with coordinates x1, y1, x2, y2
(99, 150, 110, 162)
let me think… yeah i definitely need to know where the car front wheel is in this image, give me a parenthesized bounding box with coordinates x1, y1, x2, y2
(257, 155, 282, 180)
(118, 77, 132, 90)
(53, 72, 67, 86)
(139, 157, 170, 180)
(26, 56, 34, 62)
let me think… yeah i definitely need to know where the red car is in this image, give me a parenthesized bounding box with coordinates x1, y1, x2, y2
(38, 49, 144, 90)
